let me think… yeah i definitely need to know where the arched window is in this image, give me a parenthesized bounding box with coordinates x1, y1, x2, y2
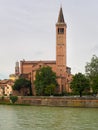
(58, 28, 64, 34)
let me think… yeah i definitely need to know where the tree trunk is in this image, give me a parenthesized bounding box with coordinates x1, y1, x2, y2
(80, 91, 82, 97)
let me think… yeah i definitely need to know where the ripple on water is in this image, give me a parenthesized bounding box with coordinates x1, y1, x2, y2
(0, 105, 98, 130)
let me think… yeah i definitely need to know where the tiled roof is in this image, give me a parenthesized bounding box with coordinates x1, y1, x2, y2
(20, 60, 56, 64)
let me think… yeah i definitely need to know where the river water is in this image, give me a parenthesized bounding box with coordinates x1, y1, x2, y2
(0, 105, 98, 130)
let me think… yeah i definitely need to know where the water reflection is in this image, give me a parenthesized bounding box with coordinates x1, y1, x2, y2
(0, 105, 98, 130)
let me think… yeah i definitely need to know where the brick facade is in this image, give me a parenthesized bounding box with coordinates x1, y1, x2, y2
(19, 7, 72, 95)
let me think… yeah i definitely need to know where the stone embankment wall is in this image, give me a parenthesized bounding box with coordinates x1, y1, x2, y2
(17, 96, 98, 108)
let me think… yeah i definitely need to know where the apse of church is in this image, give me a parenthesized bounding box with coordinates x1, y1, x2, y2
(19, 7, 72, 95)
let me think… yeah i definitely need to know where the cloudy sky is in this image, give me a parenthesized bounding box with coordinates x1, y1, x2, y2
(0, 0, 98, 79)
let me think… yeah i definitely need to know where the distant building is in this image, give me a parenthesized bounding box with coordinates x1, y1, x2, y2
(9, 61, 20, 81)
(15, 61, 20, 76)
(0, 79, 14, 96)
(19, 7, 72, 95)
(9, 74, 19, 81)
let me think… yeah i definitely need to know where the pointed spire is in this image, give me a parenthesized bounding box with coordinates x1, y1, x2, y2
(57, 7, 65, 23)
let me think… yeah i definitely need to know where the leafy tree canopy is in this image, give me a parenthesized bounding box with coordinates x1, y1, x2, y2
(45, 84, 56, 96)
(90, 74, 98, 94)
(85, 55, 98, 79)
(34, 66, 58, 96)
(13, 78, 32, 95)
(85, 55, 98, 94)
(70, 73, 90, 97)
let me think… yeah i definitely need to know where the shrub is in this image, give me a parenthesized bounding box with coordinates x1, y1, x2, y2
(1, 96, 4, 101)
(10, 96, 18, 104)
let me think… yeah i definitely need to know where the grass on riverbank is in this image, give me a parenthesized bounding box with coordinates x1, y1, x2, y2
(0, 101, 31, 106)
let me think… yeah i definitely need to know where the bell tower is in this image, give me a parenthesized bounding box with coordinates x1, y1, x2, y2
(15, 61, 20, 75)
(56, 7, 67, 93)
(56, 7, 67, 77)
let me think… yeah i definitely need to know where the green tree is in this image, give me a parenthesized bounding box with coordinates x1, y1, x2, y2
(92, 75, 98, 94)
(45, 84, 56, 96)
(85, 55, 98, 79)
(10, 96, 18, 104)
(34, 66, 58, 96)
(70, 73, 90, 97)
(85, 55, 98, 94)
(13, 78, 32, 96)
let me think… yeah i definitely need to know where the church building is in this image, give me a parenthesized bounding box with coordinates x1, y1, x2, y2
(17, 7, 72, 95)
